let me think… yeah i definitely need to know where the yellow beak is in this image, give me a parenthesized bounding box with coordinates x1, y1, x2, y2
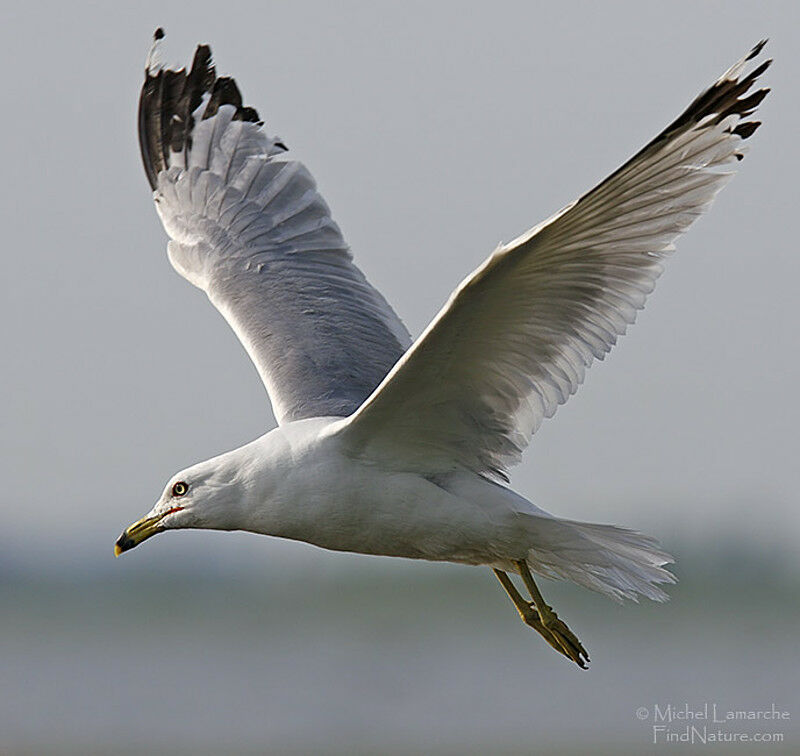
(114, 512, 167, 556)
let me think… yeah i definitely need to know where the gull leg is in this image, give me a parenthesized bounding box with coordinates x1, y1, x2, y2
(513, 560, 590, 669)
(492, 569, 576, 663)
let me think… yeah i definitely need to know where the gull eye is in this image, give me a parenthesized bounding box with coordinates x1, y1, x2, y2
(171, 481, 189, 497)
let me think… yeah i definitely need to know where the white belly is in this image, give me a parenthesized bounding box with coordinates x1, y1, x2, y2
(247, 447, 529, 565)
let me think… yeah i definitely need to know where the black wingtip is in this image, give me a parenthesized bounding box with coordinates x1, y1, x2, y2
(672, 39, 771, 142)
(138, 35, 262, 190)
(588, 39, 771, 196)
(747, 39, 768, 60)
(732, 120, 761, 139)
(192, 43, 214, 73)
(748, 58, 773, 81)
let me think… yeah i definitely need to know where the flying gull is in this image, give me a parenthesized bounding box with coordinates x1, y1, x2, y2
(116, 31, 770, 668)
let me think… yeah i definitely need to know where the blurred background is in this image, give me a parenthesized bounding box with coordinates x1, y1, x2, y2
(1, 1, 798, 753)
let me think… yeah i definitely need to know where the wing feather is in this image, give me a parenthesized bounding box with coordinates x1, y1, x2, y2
(138, 32, 411, 423)
(337, 42, 770, 480)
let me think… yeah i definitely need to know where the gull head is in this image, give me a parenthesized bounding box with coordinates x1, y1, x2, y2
(114, 447, 253, 556)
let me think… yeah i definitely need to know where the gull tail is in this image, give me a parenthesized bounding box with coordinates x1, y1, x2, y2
(521, 513, 676, 602)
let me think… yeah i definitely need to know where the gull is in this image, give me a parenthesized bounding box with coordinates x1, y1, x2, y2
(116, 30, 770, 668)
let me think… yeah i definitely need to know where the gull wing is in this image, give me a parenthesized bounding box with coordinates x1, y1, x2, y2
(138, 31, 411, 423)
(337, 42, 770, 480)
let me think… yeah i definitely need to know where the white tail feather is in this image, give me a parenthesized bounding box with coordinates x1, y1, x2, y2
(521, 514, 676, 602)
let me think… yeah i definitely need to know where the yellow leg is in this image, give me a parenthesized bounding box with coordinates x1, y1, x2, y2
(513, 560, 590, 669)
(493, 569, 574, 661)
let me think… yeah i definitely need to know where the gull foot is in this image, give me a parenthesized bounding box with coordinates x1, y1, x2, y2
(519, 603, 589, 669)
(538, 605, 590, 669)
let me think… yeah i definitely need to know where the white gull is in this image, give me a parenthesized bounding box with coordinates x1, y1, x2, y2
(116, 31, 770, 668)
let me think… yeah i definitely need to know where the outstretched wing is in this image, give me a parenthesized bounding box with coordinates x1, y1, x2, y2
(138, 30, 411, 423)
(336, 42, 770, 480)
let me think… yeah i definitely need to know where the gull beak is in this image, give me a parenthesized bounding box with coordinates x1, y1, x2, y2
(114, 508, 181, 556)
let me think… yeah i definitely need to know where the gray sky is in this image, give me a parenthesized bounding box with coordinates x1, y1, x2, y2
(1, 1, 797, 575)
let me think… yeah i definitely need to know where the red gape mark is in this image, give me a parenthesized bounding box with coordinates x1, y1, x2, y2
(165, 506, 184, 516)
